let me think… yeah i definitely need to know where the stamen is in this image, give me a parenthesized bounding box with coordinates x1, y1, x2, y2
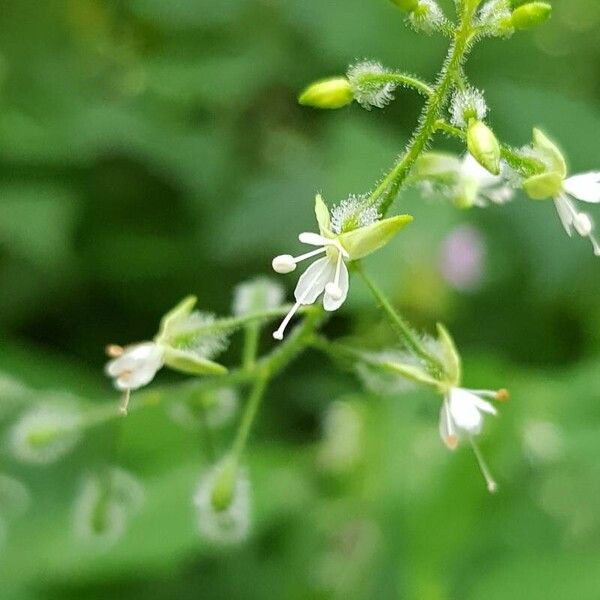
(272, 301, 302, 340)
(469, 436, 497, 493)
(496, 388, 509, 402)
(272, 255, 297, 274)
(118, 388, 131, 416)
(444, 399, 458, 450)
(293, 247, 327, 264)
(273, 260, 330, 340)
(324, 251, 344, 300)
(106, 344, 124, 358)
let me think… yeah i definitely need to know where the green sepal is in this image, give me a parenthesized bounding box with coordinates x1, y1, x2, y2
(381, 361, 440, 389)
(389, 0, 419, 11)
(436, 323, 461, 386)
(314, 194, 334, 237)
(532, 128, 567, 179)
(162, 347, 227, 376)
(156, 295, 197, 343)
(523, 172, 563, 200)
(338, 214, 413, 261)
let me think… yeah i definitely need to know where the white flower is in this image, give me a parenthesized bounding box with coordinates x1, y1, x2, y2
(439, 387, 507, 492)
(105, 342, 164, 414)
(457, 153, 515, 207)
(552, 172, 600, 256)
(271, 232, 350, 340)
(232, 277, 284, 316)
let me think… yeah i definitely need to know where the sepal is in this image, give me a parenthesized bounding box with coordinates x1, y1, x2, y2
(532, 128, 567, 179)
(436, 323, 461, 386)
(162, 347, 227, 376)
(523, 172, 563, 200)
(156, 295, 197, 344)
(338, 214, 413, 260)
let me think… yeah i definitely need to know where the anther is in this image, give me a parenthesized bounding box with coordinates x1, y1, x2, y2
(272, 255, 296, 274)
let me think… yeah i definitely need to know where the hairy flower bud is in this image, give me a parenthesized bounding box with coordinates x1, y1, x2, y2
(298, 78, 353, 109)
(467, 120, 501, 176)
(511, 2, 552, 30)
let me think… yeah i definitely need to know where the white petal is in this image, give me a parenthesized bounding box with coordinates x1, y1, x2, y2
(294, 257, 334, 305)
(439, 400, 459, 450)
(461, 153, 498, 188)
(553, 196, 574, 236)
(448, 388, 483, 435)
(105, 342, 163, 377)
(563, 172, 600, 203)
(298, 232, 330, 246)
(470, 395, 497, 416)
(323, 260, 349, 311)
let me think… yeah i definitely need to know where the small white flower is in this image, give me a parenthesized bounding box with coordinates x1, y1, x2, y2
(439, 386, 507, 492)
(552, 172, 600, 256)
(232, 277, 284, 316)
(194, 463, 251, 545)
(347, 61, 396, 110)
(9, 402, 82, 465)
(271, 233, 350, 340)
(449, 87, 488, 128)
(457, 153, 515, 207)
(105, 342, 164, 414)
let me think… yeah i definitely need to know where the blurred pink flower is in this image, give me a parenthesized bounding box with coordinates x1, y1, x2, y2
(439, 225, 486, 291)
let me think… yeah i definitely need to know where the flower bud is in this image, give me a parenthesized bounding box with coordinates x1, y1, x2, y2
(511, 2, 552, 30)
(298, 78, 353, 110)
(390, 0, 419, 11)
(194, 461, 251, 544)
(467, 120, 501, 176)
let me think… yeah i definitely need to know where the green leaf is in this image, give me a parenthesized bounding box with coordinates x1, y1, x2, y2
(162, 347, 227, 376)
(338, 214, 413, 260)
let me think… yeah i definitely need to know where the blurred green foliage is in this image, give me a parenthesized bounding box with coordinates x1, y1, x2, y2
(0, 0, 599, 598)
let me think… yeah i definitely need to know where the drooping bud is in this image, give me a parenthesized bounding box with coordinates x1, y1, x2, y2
(9, 402, 82, 465)
(390, 0, 419, 10)
(298, 78, 353, 109)
(467, 120, 501, 175)
(511, 2, 552, 30)
(194, 460, 251, 544)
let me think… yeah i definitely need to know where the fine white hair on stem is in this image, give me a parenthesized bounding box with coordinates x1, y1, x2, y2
(449, 87, 488, 128)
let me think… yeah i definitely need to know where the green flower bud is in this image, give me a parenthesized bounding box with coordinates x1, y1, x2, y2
(210, 459, 237, 512)
(298, 78, 353, 109)
(338, 214, 413, 260)
(511, 2, 552, 30)
(467, 120, 501, 176)
(523, 172, 563, 200)
(390, 0, 419, 11)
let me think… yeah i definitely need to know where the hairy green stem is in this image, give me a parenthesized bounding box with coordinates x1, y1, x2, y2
(359, 73, 433, 97)
(368, 2, 479, 215)
(356, 264, 443, 375)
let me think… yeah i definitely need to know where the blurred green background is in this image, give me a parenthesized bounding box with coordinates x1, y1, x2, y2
(0, 0, 599, 598)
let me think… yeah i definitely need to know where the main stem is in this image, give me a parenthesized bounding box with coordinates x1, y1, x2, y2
(368, 5, 477, 215)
